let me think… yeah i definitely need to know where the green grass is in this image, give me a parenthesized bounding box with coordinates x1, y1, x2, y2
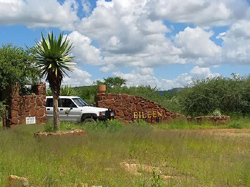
(0, 101, 3, 127)
(0, 121, 250, 186)
(154, 117, 250, 130)
(227, 116, 250, 129)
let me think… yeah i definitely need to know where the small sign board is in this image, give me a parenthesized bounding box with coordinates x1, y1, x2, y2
(26, 117, 36, 125)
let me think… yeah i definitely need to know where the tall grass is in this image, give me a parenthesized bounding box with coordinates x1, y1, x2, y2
(0, 122, 250, 186)
(155, 117, 250, 130)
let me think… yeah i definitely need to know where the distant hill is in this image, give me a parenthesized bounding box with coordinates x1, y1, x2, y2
(158, 88, 184, 96)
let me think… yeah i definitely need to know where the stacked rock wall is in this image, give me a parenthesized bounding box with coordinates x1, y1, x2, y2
(7, 83, 47, 126)
(95, 93, 183, 123)
(192, 116, 230, 125)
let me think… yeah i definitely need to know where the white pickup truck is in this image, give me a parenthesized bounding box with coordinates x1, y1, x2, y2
(46, 96, 114, 123)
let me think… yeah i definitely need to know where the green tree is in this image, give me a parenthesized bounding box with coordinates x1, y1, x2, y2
(74, 85, 98, 104)
(104, 77, 126, 87)
(0, 44, 41, 100)
(96, 76, 126, 90)
(35, 32, 75, 131)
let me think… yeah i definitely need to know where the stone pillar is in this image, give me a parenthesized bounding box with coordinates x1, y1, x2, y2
(7, 82, 47, 126)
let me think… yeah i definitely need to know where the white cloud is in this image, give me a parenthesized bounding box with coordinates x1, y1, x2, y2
(75, 0, 250, 69)
(218, 20, 250, 64)
(0, 0, 79, 29)
(161, 73, 193, 90)
(77, 0, 184, 68)
(82, 0, 91, 15)
(112, 66, 220, 90)
(100, 64, 115, 73)
(68, 31, 103, 65)
(138, 19, 171, 35)
(226, 20, 250, 39)
(190, 66, 219, 79)
(174, 27, 222, 59)
(146, 0, 249, 27)
(137, 67, 154, 75)
(113, 70, 160, 88)
(113, 68, 193, 90)
(62, 66, 92, 87)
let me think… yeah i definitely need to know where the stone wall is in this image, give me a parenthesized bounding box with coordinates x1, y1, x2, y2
(191, 116, 230, 125)
(95, 93, 183, 123)
(7, 83, 47, 126)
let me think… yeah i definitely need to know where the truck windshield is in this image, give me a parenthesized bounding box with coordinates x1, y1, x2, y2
(72, 98, 88, 107)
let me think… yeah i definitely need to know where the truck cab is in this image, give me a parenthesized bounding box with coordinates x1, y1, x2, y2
(46, 96, 114, 123)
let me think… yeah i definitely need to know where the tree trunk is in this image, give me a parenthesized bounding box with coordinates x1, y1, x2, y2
(53, 94, 60, 131)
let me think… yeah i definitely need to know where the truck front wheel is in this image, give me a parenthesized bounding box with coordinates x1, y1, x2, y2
(82, 118, 96, 124)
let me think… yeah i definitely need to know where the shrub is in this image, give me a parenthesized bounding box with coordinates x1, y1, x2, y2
(228, 121, 242, 129)
(179, 75, 250, 116)
(212, 109, 221, 117)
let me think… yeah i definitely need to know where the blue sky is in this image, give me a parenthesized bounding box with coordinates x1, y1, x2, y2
(1, 0, 250, 90)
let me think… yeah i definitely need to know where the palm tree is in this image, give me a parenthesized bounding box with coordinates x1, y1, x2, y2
(35, 32, 75, 131)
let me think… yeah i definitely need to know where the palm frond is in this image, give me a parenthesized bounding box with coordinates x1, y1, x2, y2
(35, 32, 75, 93)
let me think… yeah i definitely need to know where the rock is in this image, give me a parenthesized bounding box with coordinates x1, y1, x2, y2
(8, 175, 29, 187)
(11, 118, 19, 124)
(120, 162, 141, 176)
(34, 130, 86, 137)
(37, 108, 45, 117)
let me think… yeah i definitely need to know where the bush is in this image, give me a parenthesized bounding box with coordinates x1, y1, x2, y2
(212, 109, 221, 117)
(179, 74, 250, 116)
(228, 121, 242, 129)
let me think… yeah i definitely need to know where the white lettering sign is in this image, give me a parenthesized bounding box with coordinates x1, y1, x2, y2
(26, 117, 36, 124)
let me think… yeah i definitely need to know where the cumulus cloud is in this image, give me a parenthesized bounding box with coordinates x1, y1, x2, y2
(146, 0, 249, 27)
(114, 70, 194, 90)
(161, 73, 193, 90)
(77, 0, 185, 69)
(68, 31, 103, 65)
(174, 27, 222, 59)
(62, 66, 92, 87)
(218, 20, 250, 64)
(111, 67, 191, 90)
(113, 70, 160, 88)
(190, 66, 219, 79)
(0, 0, 79, 29)
(100, 64, 116, 73)
(111, 66, 220, 90)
